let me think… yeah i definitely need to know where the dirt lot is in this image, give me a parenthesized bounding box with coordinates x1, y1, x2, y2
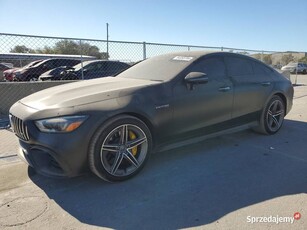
(0, 75, 306, 230)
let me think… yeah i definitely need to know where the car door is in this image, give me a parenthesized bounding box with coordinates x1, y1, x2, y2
(171, 56, 234, 137)
(224, 56, 273, 119)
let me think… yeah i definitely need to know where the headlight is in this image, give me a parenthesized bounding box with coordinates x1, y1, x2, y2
(35, 115, 88, 133)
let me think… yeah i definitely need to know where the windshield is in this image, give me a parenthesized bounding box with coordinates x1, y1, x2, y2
(117, 54, 196, 81)
(23, 60, 42, 68)
(73, 61, 93, 71)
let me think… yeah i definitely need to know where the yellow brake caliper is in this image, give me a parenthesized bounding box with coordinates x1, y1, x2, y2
(129, 131, 138, 156)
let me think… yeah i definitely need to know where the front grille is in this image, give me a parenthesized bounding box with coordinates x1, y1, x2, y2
(9, 114, 30, 141)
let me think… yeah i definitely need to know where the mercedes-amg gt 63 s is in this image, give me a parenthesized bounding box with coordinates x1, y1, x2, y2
(10, 51, 293, 182)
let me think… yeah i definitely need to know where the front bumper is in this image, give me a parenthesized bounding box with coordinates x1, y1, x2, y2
(17, 143, 67, 177)
(14, 125, 92, 177)
(9, 102, 105, 178)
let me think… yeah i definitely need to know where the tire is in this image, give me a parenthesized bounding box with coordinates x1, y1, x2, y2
(27, 75, 39, 81)
(303, 69, 307, 74)
(253, 95, 285, 135)
(88, 115, 152, 182)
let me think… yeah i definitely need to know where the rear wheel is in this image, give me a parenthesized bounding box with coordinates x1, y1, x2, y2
(89, 115, 152, 182)
(254, 95, 285, 135)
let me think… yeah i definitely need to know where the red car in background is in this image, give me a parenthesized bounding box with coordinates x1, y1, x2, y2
(0, 63, 11, 81)
(4, 60, 42, 81)
(3, 68, 18, 81)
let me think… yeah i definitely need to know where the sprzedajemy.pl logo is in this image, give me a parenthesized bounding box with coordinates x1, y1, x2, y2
(247, 212, 301, 224)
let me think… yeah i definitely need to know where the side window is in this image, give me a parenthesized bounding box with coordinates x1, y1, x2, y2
(96, 62, 107, 70)
(44, 60, 55, 69)
(86, 63, 96, 71)
(190, 57, 226, 79)
(108, 62, 124, 71)
(54, 59, 64, 67)
(225, 56, 253, 76)
(60, 59, 76, 66)
(253, 61, 272, 75)
(96, 63, 102, 70)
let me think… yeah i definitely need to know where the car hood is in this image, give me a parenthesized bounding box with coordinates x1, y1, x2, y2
(20, 77, 159, 110)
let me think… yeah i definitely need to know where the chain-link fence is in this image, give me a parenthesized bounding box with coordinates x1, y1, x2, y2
(1, 33, 306, 81)
(0, 32, 306, 116)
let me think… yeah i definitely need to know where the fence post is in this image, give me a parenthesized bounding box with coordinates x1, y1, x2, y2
(261, 51, 264, 62)
(143, 42, 146, 60)
(79, 39, 84, 80)
(221, 47, 223, 51)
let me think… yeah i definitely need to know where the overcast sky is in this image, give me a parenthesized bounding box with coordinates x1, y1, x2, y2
(1, 0, 307, 52)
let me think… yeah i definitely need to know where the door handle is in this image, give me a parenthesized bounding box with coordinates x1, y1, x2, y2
(218, 86, 231, 92)
(261, 82, 271, 86)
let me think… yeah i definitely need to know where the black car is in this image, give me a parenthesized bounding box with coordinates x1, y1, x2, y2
(38, 66, 75, 81)
(57, 60, 131, 80)
(13, 58, 81, 81)
(9, 51, 293, 182)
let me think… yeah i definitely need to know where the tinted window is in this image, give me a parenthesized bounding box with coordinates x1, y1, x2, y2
(44, 60, 56, 69)
(190, 57, 226, 78)
(225, 57, 253, 76)
(253, 62, 272, 75)
(85, 63, 97, 71)
(108, 62, 125, 71)
(96, 62, 106, 70)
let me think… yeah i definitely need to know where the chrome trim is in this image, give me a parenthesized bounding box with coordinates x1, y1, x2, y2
(9, 114, 29, 141)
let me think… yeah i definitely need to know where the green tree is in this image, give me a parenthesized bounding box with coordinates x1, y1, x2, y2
(36, 45, 55, 54)
(299, 56, 307, 64)
(263, 54, 272, 65)
(80, 42, 108, 59)
(10, 45, 35, 53)
(281, 54, 295, 65)
(10, 40, 108, 59)
(54, 40, 79, 55)
(253, 53, 262, 60)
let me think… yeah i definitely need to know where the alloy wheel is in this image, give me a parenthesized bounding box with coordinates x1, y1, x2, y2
(266, 99, 284, 132)
(100, 124, 148, 177)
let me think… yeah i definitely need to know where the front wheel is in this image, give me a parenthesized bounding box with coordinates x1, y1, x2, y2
(254, 95, 285, 135)
(88, 115, 152, 182)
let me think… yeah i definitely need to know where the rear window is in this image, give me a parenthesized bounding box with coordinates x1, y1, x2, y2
(253, 61, 272, 75)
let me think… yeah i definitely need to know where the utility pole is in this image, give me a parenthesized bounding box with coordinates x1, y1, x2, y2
(106, 23, 109, 59)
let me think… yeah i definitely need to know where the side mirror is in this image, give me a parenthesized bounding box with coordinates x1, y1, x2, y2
(184, 72, 209, 90)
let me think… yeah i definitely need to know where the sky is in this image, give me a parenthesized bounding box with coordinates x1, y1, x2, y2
(0, 0, 307, 52)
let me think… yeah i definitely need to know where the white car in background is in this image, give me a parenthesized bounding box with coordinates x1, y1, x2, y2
(281, 62, 307, 74)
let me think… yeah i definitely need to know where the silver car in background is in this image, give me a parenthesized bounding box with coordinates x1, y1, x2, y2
(281, 62, 307, 74)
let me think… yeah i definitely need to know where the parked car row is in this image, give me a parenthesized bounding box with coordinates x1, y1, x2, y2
(39, 60, 130, 81)
(3, 58, 131, 82)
